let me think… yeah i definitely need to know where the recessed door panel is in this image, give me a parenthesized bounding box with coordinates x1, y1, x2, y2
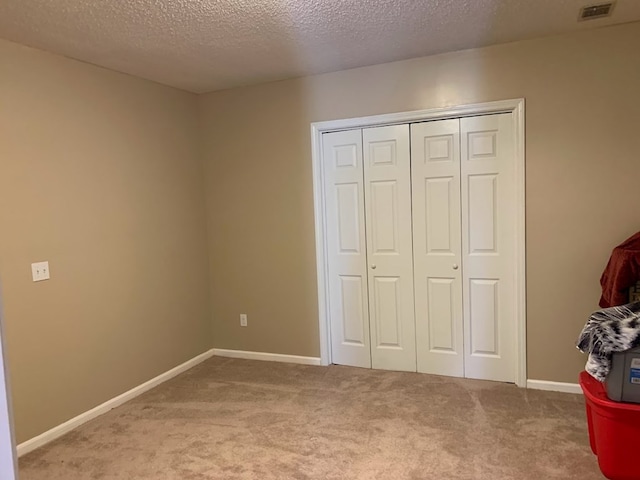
(468, 174, 498, 254)
(334, 144, 358, 168)
(335, 183, 361, 254)
(370, 181, 399, 254)
(425, 177, 455, 254)
(369, 140, 397, 166)
(469, 279, 499, 356)
(425, 135, 454, 162)
(468, 131, 498, 159)
(339, 275, 367, 345)
(373, 277, 402, 348)
(427, 278, 456, 352)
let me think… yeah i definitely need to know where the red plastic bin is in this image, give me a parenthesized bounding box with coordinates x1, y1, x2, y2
(580, 371, 640, 480)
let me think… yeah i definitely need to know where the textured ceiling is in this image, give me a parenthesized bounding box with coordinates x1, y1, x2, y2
(1, 0, 639, 93)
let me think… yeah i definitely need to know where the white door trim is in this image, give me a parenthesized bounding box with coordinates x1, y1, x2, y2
(0, 285, 18, 479)
(311, 98, 527, 387)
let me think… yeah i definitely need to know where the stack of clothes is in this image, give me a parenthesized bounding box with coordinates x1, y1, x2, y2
(577, 231, 640, 382)
(577, 302, 640, 382)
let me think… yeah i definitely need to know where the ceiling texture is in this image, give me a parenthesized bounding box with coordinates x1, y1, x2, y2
(1, 0, 639, 93)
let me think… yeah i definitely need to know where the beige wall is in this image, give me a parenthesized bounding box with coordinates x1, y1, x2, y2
(0, 40, 211, 443)
(200, 22, 640, 384)
(2, 21, 639, 445)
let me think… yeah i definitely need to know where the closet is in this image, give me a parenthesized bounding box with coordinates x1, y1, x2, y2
(322, 113, 517, 383)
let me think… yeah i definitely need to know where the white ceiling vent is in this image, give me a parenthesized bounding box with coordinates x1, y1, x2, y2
(579, 2, 616, 21)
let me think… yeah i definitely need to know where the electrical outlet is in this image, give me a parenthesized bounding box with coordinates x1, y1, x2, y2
(240, 314, 248, 327)
(31, 261, 50, 282)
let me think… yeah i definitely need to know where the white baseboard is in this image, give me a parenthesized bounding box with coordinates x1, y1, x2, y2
(17, 349, 215, 457)
(526, 379, 582, 395)
(212, 348, 321, 366)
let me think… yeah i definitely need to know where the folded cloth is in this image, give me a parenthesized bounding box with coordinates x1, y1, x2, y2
(599, 231, 640, 308)
(576, 302, 640, 381)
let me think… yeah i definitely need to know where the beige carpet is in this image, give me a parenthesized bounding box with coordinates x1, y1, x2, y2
(19, 357, 604, 479)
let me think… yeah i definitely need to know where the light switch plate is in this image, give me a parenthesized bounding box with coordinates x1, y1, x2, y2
(240, 314, 248, 327)
(31, 261, 50, 282)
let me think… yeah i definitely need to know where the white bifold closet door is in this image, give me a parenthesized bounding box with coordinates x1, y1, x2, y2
(459, 114, 516, 383)
(323, 113, 517, 383)
(362, 125, 416, 372)
(323, 125, 416, 372)
(411, 119, 464, 377)
(411, 113, 516, 382)
(322, 129, 371, 368)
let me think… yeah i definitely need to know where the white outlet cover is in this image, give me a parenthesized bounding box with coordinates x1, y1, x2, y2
(31, 261, 50, 282)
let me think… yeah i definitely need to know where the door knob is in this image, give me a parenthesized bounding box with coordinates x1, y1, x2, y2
(371, 264, 377, 270)
(452, 264, 459, 270)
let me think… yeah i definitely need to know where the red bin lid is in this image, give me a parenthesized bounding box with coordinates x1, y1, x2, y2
(580, 371, 640, 411)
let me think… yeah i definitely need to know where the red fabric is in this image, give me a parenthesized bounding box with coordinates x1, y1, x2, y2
(599, 231, 640, 308)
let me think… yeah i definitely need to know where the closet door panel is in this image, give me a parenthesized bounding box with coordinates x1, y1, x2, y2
(363, 125, 416, 372)
(411, 120, 464, 377)
(461, 113, 516, 383)
(323, 129, 371, 368)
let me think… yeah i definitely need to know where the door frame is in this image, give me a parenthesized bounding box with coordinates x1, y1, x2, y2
(311, 98, 527, 387)
(0, 284, 18, 480)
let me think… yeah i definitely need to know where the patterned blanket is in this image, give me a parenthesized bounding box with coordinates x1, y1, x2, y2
(576, 302, 640, 381)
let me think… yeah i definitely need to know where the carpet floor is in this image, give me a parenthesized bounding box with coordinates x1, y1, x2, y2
(19, 357, 604, 479)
